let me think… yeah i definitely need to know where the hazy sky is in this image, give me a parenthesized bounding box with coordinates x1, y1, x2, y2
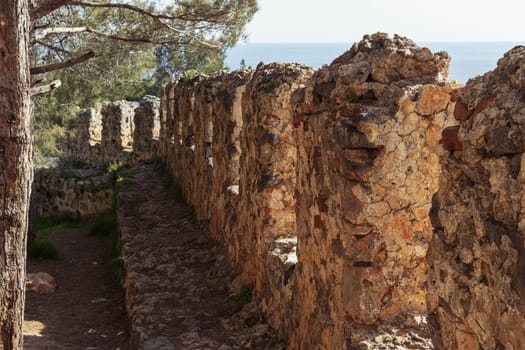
(245, 0, 525, 43)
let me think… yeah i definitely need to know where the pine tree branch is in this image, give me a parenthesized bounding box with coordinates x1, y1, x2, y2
(31, 0, 229, 23)
(30, 50, 95, 74)
(31, 79, 62, 96)
(35, 26, 88, 41)
(31, 0, 221, 48)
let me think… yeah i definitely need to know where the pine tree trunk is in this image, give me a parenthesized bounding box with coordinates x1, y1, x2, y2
(0, 0, 33, 348)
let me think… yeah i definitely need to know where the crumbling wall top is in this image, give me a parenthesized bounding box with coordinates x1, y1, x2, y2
(298, 33, 450, 111)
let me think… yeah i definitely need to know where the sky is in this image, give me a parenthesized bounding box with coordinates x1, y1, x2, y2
(244, 0, 525, 43)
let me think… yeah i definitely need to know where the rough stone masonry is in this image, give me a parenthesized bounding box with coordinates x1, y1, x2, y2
(57, 33, 525, 350)
(291, 33, 453, 349)
(428, 46, 525, 350)
(158, 33, 454, 349)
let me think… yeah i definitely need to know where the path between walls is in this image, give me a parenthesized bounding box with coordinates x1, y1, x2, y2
(117, 162, 283, 350)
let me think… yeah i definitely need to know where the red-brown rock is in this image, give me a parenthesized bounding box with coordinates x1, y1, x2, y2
(440, 125, 462, 151)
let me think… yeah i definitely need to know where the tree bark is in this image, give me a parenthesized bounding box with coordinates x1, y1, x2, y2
(0, 0, 33, 349)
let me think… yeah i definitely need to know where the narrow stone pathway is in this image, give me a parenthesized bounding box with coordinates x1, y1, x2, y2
(117, 163, 283, 350)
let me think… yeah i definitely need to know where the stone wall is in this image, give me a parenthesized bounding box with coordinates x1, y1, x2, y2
(100, 100, 137, 164)
(158, 33, 454, 349)
(238, 63, 314, 335)
(56, 33, 525, 350)
(32, 167, 111, 220)
(428, 46, 525, 350)
(64, 106, 102, 163)
(39, 96, 159, 222)
(291, 33, 452, 349)
(64, 96, 160, 166)
(133, 96, 161, 161)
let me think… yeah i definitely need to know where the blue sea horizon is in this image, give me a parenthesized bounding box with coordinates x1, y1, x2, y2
(225, 41, 523, 84)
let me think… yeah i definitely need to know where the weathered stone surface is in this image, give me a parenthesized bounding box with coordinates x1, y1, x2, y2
(26, 272, 56, 294)
(32, 166, 111, 220)
(238, 63, 314, 336)
(64, 97, 160, 166)
(208, 70, 252, 267)
(428, 46, 525, 350)
(64, 106, 102, 164)
(153, 33, 454, 350)
(100, 100, 138, 164)
(291, 33, 453, 349)
(133, 95, 160, 161)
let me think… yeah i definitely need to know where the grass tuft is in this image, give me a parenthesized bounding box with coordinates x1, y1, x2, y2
(28, 235, 60, 260)
(89, 212, 118, 236)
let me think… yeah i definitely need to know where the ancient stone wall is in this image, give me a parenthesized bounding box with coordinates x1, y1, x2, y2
(133, 95, 161, 161)
(159, 33, 454, 349)
(33, 167, 111, 220)
(208, 70, 251, 268)
(291, 33, 452, 349)
(55, 33, 525, 350)
(64, 106, 102, 163)
(100, 100, 137, 164)
(238, 63, 314, 335)
(428, 46, 525, 350)
(63, 97, 160, 166)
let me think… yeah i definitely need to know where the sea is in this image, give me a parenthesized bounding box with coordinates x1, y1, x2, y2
(224, 42, 523, 84)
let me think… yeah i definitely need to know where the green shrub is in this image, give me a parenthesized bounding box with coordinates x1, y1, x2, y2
(106, 161, 124, 187)
(348, 92, 360, 103)
(28, 236, 60, 259)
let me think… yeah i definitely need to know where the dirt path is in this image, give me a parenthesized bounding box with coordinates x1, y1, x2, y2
(23, 229, 130, 350)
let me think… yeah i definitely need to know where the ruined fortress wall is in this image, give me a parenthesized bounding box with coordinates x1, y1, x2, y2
(158, 33, 454, 349)
(208, 70, 251, 265)
(291, 34, 453, 349)
(427, 47, 525, 350)
(64, 106, 102, 163)
(100, 101, 137, 164)
(191, 77, 220, 222)
(33, 168, 112, 220)
(238, 63, 314, 334)
(51, 34, 525, 350)
(133, 96, 160, 162)
(64, 97, 160, 166)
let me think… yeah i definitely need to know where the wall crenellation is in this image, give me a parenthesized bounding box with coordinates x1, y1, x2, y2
(64, 96, 160, 166)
